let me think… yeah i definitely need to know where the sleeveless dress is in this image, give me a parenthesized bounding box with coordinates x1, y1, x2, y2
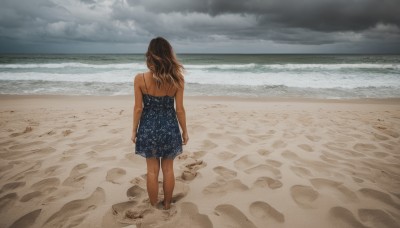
(135, 74, 183, 159)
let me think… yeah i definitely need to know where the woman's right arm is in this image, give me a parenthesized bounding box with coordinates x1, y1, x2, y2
(175, 84, 189, 145)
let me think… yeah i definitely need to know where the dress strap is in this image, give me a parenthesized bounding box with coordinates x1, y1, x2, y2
(142, 73, 149, 94)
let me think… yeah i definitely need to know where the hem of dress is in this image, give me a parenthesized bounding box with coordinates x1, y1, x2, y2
(135, 149, 183, 160)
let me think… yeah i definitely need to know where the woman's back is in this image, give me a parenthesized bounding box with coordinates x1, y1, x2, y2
(141, 72, 178, 98)
(135, 72, 182, 159)
(141, 73, 176, 110)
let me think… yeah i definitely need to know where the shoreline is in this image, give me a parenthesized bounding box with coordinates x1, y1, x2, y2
(1, 94, 400, 104)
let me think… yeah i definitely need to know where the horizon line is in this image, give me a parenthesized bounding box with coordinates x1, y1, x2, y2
(1, 52, 400, 55)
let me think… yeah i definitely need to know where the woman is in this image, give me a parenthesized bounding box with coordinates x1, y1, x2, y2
(131, 37, 189, 210)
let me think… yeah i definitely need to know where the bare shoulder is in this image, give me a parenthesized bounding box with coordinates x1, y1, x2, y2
(134, 73, 143, 85)
(134, 73, 142, 80)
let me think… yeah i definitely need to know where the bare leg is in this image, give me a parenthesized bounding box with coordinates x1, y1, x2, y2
(146, 158, 160, 206)
(161, 158, 175, 209)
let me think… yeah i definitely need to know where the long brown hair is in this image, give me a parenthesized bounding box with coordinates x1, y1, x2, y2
(146, 37, 184, 88)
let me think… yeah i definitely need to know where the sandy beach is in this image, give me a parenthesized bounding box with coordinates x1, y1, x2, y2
(0, 95, 399, 228)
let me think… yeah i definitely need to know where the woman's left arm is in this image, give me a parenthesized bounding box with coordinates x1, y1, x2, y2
(132, 74, 143, 143)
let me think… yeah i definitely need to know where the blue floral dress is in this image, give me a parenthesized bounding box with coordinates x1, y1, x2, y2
(135, 75, 182, 159)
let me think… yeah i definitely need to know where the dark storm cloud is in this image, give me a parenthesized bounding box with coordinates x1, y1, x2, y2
(113, 0, 400, 45)
(0, 0, 399, 53)
(0, 0, 146, 44)
(128, 0, 400, 31)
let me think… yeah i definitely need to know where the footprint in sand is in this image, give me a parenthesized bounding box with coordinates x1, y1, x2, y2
(380, 143, 395, 151)
(32, 177, 60, 191)
(373, 151, 390, 158)
(234, 154, 260, 170)
(290, 185, 319, 209)
(283, 131, 297, 139)
(181, 160, 206, 181)
(265, 159, 282, 167)
(272, 140, 287, 149)
(320, 154, 340, 165)
(108, 128, 124, 134)
(9, 209, 42, 228)
(0, 140, 14, 148)
(106, 168, 126, 184)
(62, 163, 99, 188)
(203, 179, 248, 196)
(201, 140, 218, 151)
(161, 202, 213, 228)
(214, 204, 257, 228)
(290, 166, 312, 178)
(358, 209, 398, 228)
(62, 164, 88, 188)
(192, 151, 207, 159)
(373, 132, 389, 141)
(62, 129, 73, 136)
(0, 192, 18, 214)
(20, 191, 43, 203)
(353, 143, 378, 152)
(115, 179, 188, 210)
(352, 176, 364, 183)
(86, 150, 117, 161)
(245, 164, 281, 179)
(7, 161, 42, 181)
(229, 136, 250, 146)
(207, 132, 223, 139)
(353, 143, 388, 158)
(306, 135, 322, 142)
(310, 178, 358, 203)
(281, 150, 301, 162)
(91, 138, 121, 152)
(373, 126, 399, 138)
(8, 141, 45, 150)
(2, 147, 56, 160)
(0, 181, 26, 194)
(112, 186, 145, 218)
(227, 143, 243, 153)
(358, 188, 400, 210)
(126, 185, 146, 200)
(253, 177, 282, 189)
(160, 180, 189, 203)
(298, 144, 313, 152)
(257, 149, 271, 156)
(216, 151, 236, 160)
(329, 207, 367, 228)
(21, 177, 60, 202)
(130, 176, 146, 187)
(44, 165, 63, 176)
(324, 142, 347, 149)
(324, 143, 365, 158)
(123, 204, 159, 223)
(10, 126, 33, 137)
(39, 130, 56, 137)
(213, 166, 237, 180)
(112, 201, 140, 220)
(249, 201, 284, 224)
(112, 181, 188, 226)
(43, 187, 105, 228)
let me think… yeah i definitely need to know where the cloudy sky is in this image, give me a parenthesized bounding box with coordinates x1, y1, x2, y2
(0, 0, 399, 53)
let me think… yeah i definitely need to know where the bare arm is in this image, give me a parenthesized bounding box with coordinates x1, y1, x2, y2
(131, 74, 143, 143)
(175, 84, 189, 145)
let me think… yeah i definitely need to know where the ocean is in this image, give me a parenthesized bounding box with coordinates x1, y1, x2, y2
(0, 54, 399, 99)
